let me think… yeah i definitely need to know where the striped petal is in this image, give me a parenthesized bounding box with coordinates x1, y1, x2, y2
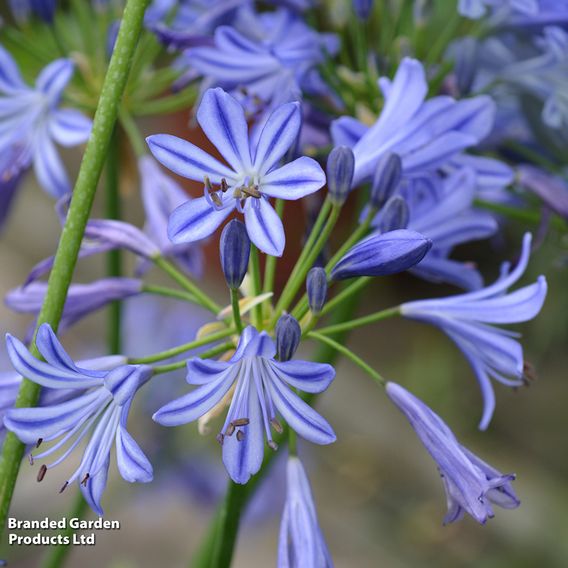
(267, 360, 335, 394)
(261, 157, 325, 200)
(49, 108, 92, 147)
(244, 197, 285, 256)
(116, 423, 153, 483)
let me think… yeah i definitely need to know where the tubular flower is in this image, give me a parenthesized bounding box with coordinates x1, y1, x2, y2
(278, 456, 333, 567)
(147, 87, 326, 256)
(386, 382, 520, 525)
(400, 233, 547, 429)
(4, 324, 153, 515)
(153, 326, 336, 484)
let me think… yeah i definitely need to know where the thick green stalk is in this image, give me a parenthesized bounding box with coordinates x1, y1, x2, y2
(0, 0, 150, 536)
(230, 289, 244, 333)
(130, 328, 235, 365)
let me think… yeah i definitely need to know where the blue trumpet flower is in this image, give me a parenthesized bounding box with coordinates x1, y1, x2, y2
(4, 324, 153, 515)
(153, 326, 336, 484)
(147, 88, 326, 256)
(386, 382, 520, 525)
(278, 456, 333, 567)
(0, 46, 91, 202)
(400, 233, 547, 429)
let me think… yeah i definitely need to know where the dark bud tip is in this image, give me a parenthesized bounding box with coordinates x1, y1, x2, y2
(275, 314, 301, 362)
(370, 153, 402, 210)
(327, 146, 355, 205)
(306, 267, 328, 315)
(37, 464, 47, 483)
(220, 219, 251, 289)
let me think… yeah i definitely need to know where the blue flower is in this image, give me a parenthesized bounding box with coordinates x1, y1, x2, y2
(517, 163, 568, 218)
(386, 382, 520, 525)
(153, 326, 336, 484)
(9, 0, 57, 24)
(185, 9, 338, 105)
(0, 46, 91, 201)
(147, 87, 326, 256)
(4, 324, 153, 515)
(400, 233, 547, 429)
(278, 456, 333, 567)
(331, 57, 495, 186)
(458, 0, 538, 20)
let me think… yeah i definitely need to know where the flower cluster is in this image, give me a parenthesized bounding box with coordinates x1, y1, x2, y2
(0, 1, 562, 566)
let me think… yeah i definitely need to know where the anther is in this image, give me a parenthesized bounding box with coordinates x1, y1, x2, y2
(36, 438, 43, 448)
(28, 454, 34, 466)
(37, 464, 47, 483)
(204, 176, 212, 192)
(216, 433, 225, 446)
(211, 193, 223, 207)
(225, 423, 236, 437)
(236, 430, 245, 442)
(270, 419, 283, 434)
(220, 178, 229, 192)
(232, 418, 250, 427)
(80, 473, 90, 486)
(59, 481, 68, 494)
(268, 441, 278, 451)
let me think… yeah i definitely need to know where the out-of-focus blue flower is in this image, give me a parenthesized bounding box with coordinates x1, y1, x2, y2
(147, 88, 326, 256)
(353, 0, 374, 20)
(400, 233, 547, 429)
(153, 326, 336, 484)
(401, 169, 499, 290)
(331, 57, 495, 187)
(386, 382, 520, 524)
(506, 0, 568, 26)
(517, 163, 568, 218)
(458, 0, 538, 20)
(278, 456, 333, 567)
(331, 229, 432, 280)
(5, 278, 143, 336)
(184, 8, 338, 106)
(4, 324, 153, 515)
(9, 0, 57, 24)
(0, 47, 91, 219)
(146, 0, 246, 50)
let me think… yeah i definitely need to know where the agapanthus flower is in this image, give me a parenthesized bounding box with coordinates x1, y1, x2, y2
(184, 8, 338, 106)
(0, 46, 91, 204)
(458, 0, 538, 20)
(4, 324, 153, 515)
(153, 326, 336, 484)
(278, 456, 333, 567)
(517, 163, 568, 218)
(9, 0, 57, 24)
(400, 233, 547, 429)
(386, 382, 520, 524)
(147, 87, 326, 256)
(331, 57, 495, 187)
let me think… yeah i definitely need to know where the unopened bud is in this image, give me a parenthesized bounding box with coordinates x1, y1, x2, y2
(327, 146, 355, 205)
(307, 267, 328, 315)
(276, 314, 301, 362)
(220, 220, 250, 289)
(376, 196, 409, 232)
(370, 153, 402, 210)
(353, 0, 374, 20)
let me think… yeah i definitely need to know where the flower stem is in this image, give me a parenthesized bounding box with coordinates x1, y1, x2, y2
(130, 328, 235, 364)
(249, 245, 263, 328)
(307, 332, 386, 386)
(315, 306, 400, 335)
(154, 256, 221, 314)
(230, 289, 244, 333)
(119, 107, 147, 158)
(0, 0, 150, 536)
(152, 342, 234, 375)
(142, 284, 197, 304)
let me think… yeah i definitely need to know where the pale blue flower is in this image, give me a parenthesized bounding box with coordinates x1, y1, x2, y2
(401, 233, 547, 429)
(147, 88, 326, 256)
(153, 326, 336, 484)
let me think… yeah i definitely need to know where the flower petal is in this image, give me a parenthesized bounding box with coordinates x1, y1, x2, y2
(268, 360, 335, 394)
(35, 59, 74, 105)
(49, 109, 92, 147)
(116, 424, 153, 483)
(261, 157, 326, 200)
(33, 128, 70, 197)
(244, 198, 285, 256)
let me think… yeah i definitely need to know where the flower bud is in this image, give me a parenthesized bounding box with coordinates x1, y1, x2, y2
(353, 0, 374, 20)
(370, 153, 402, 210)
(276, 314, 301, 362)
(375, 196, 409, 233)
(327, 146, 355, 205)
(307, 267, 328, 315)
(331, 229, 432, 280)
(220, 219, 250, 289)
(30, 0, 57, 23)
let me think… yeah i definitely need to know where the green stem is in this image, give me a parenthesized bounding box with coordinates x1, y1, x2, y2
(152, 343, 233, 375)
(315, 306, 400, 335)
(154, 257, 221, 314)
(142, 284, 197, 304)
(475, 199, 566, 231)
(307, 332, 386, 386)
(41, 493, 88, 568)
(0, 0, 150, 536)
(263, 200, 284, 295)
(119, 108, 147, 158)
(130, 328, 235, 364)
(271, 202, 340, 326)
(249, 246, 263, 328)
(130, 86, 198, 116)
(230, 289, 244, 333)
(319, 277, 371, 317)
